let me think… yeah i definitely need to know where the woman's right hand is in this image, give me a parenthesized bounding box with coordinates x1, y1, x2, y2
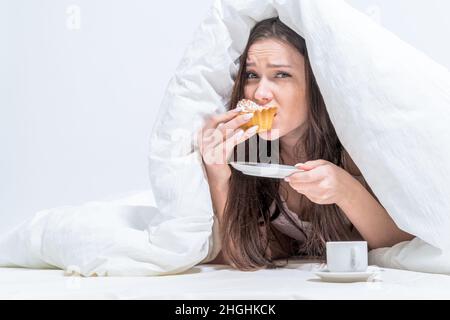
(197, 109, 259, 183)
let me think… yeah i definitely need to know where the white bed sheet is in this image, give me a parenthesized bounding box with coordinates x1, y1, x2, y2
(1, 260, 449, 300)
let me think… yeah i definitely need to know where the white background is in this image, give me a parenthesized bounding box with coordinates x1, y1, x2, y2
(1, 0, 449, 234)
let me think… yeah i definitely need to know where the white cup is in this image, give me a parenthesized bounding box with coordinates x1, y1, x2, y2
(326, 241, 368, 272)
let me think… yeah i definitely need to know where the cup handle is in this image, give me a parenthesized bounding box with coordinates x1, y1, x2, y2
(350, 247, 357, 271)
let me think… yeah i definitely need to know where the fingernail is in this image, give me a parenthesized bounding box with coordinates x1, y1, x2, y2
(233, 107, 242, 112)
(235, 129, 245, 138)
(243, 113, 254, 120)
(295, 163, 304, 167)
(247, 125, 259, 133)
(284, 177, 290, 182)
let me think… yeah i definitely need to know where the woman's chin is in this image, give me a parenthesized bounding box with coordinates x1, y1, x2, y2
(258, 128, 281, 141)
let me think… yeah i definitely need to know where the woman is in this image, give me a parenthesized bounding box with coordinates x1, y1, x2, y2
(198, 17, 413, 270)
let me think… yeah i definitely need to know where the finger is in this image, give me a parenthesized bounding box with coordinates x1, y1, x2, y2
(212, 128, 245, 164)
(284, 169, 323, 184)
(216, 125, 259, 163)
(295, 159, 329, 171)
(199, 122, 229, 150)
(218, 113, 254, 139)
(202, 121, 256, 153)
(203, 128, 226, 150)
(287, 180, 315, 193)
(203, 108, 243, 130)
(237, 125, 259, 144)
(196, 127, 216, 154)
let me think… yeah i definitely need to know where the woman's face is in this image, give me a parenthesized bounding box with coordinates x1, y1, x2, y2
(244, 38, 308, 141)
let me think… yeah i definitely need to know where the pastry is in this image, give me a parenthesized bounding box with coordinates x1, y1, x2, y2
(236, 99, 277, 133)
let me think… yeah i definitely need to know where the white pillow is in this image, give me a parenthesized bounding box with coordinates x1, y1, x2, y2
(149, 0, 450, 273)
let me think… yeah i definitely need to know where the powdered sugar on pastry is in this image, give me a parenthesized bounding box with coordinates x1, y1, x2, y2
(236, 99, 273, 112)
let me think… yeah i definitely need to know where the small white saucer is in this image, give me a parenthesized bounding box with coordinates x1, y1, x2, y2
(229, 162, 303, 179)
(314, 269, 377, 283)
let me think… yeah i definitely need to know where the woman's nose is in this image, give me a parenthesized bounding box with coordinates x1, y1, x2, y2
(254, 79, 273, 105)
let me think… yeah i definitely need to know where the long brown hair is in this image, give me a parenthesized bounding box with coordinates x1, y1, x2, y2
(221, 17, 356, 270)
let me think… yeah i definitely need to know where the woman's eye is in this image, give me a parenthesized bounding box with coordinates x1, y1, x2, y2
(275, 72, 291, 78)
(245, 72, 258, 79)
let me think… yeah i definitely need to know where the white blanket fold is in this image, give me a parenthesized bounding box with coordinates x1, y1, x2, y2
(0, 191, 218, 276)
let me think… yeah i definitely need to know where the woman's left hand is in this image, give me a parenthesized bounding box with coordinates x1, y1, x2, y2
(284, 159, 358, 207)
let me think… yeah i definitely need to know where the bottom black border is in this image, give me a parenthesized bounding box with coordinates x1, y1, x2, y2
(0, 299, 446, 318)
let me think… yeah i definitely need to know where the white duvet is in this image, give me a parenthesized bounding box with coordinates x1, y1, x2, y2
(1, 0, 450, 276)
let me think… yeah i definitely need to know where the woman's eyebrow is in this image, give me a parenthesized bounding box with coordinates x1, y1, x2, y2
(267, 63, 292, 68)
